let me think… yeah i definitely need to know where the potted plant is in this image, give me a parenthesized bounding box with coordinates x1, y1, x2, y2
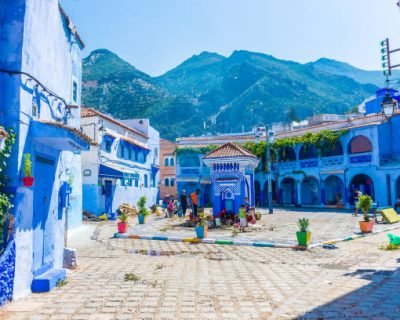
(296, 218, 311, 246)
(137, 196, 149, 224)
(117, 212, 128, 233)
(358, 195, 374, 233)
(22, 153, 34, 187)
(195, 212, 208, 238)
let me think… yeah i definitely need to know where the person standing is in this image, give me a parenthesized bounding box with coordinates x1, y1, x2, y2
(179, 190, 188, 217)
(190, 189, 201, 218)
(353, 188, 363, 216)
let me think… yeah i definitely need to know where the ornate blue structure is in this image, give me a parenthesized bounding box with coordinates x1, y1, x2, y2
(203, 143, 259, 216)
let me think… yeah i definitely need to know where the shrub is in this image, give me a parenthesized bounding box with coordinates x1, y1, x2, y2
(137, 196, 149, 217)
(357, 195, 373, 222)
(297, 218, 309, 232)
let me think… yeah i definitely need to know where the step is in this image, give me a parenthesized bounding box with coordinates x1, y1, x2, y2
(31, 268, 66, 293)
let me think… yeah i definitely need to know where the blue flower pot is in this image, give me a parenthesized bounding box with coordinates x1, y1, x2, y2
(178, 211, 183, 218)
(138, 215, 145, 224)
(195, 225, 207, 238)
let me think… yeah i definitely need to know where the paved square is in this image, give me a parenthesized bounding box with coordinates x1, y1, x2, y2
(1, 217, 400, 320)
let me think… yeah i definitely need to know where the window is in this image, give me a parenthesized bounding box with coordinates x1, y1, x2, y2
(349, 136, 372, 154)
(105, 140, 112, 153)
(144, 174, 148, 188)
(72, 81, 78, 103)
(120, 145, 125, 158)
(164, 178, 169, 187)
(138, 151, 144, 163)
(128, 147, 132, 160)
(170, 158, 175, 167)
(164, 158, 169, 166)
(134, 178, 139, 187)
(170, 178, 175, 187)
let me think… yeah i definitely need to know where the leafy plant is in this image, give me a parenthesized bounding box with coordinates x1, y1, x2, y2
(137, 196, 149, 217)
(297, 218, 310, 232)
(357, 195, 373, 222)
(124, 272, 140, 282)
(119, 212, 128, 223)
(196, 212, 208, 227)
(23, 153, 32, 177)
(380, 243, 400, 251)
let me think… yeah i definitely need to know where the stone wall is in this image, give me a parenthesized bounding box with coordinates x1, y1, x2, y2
(0, 240, 15, 307)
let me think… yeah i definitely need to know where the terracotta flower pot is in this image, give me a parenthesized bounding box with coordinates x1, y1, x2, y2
(117, 222, 128, 233)
(296, 231, 311, 246)
(359, 220, 374, 233)
(22, 176, 34, 187)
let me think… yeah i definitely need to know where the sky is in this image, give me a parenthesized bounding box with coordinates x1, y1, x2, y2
(60, 0, 400, 76)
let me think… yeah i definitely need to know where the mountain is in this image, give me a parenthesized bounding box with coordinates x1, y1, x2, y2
(308, 58, 397, 87)
(82, 49, 380, 140)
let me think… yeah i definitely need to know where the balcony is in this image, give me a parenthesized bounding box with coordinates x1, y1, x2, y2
(349, 152, 372, 164)
(322, 155, 344, 167)
(277, 161, 297, 171)
(299, 159, 318, 168)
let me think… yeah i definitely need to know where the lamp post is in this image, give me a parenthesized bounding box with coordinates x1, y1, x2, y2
(381, 92, 396, 118)
(255, 126, 275, 214)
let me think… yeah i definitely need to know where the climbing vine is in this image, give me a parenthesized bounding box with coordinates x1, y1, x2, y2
(174, 144, 219, 156)
(0, 128, 16, 225)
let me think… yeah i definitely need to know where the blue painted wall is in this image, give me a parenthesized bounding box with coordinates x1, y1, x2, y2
(0, 240, 16, 307)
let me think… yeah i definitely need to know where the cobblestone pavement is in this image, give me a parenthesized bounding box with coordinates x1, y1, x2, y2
(1, 219, 400, 320)
(129, 208, 399, 244)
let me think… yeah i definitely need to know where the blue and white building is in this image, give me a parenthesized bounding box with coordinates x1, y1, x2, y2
(80, 108, 160, 215)
(176, 88, 400, 211)
(0, 0, 90, 300)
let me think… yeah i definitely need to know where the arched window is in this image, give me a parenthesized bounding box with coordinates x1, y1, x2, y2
(279, 147, 296, 162)
(322, 141, 343, 157)
(164, 178, 169, 187)
(348, 136, 372, 154)
(171, 178, 175, 187)
(299, 144, 318, 160)
(164, 158, 169, 166)
(170, 157, 175, 166)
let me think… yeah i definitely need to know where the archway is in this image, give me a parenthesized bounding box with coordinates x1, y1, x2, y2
(301, 177, 320, 205)
(255, 181, 261, 206)
(324, 175, 344, 205)
(348, 136, 372, 154)
(263, 180, 277, 206)
(281, 178, 295, 205)
(279, 147, 296, 162)
(322, 141, 343, 157)
(299, 144, 318, 160)
(350, 174, 374, 205)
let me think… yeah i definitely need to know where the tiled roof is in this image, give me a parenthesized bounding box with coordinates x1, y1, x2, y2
(177, 133, 254, 145)
(204, 142, 257, 159)
(37, 119, 97, 146)
(120, 135, 150, 151)
(80, 107, 148, 139)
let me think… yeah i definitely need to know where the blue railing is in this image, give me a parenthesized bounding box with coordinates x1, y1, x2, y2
(322, 155, 344, 166)
(349, 153, 372, 164)
(300, 159, 318, 168)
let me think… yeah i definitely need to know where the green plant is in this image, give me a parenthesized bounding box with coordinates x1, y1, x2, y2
(196, 212, 208, 227)
(297, 218, 310, 232)
(119, 212, 128, 223)
(23, 153, 32, 177)
(380, 243, 400, 251)
(137, 196, 149, 217)
(357, 195, 373, 222)
(124, 273, 140, 282)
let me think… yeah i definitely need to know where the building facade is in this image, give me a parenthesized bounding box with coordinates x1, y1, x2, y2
(176, 90, 400, 211)
(80, 108, 159, 215)
(159, 139, 176, 199)
(0, 0, 89, 299)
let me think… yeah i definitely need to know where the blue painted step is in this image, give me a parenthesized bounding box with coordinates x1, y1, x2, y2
(31, 268, 66, 293)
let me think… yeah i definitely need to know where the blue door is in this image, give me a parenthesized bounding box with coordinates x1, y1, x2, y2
(32, 155, 56, 275)
(104, 180, 113, 213)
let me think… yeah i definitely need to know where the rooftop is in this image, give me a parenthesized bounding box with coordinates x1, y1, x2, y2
(204, 142, 257, 159)
(80, 107, 148, 139)
(58, 4, 85, 48)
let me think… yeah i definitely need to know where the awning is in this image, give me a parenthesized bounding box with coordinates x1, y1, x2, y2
(151, 164, 159, 175)
(31, 120, 92, 152)
(99, 163, 140, 179)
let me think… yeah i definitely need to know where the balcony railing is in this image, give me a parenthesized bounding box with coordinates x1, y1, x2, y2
(277, 161, 297, 171)
(349, 152, 372, 164)
(322, 155, 344, 167)
(299, 159, 318, 168)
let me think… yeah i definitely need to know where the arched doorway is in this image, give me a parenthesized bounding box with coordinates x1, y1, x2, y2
(263, 180, 277, 206)
(301, 177, 320, 205)
(255, 181, 261, 206)
(281, 178, 295, 205)
(348, 136, 372, 154)
(324, 175, 344, 205)
(350, 174, 374, 205)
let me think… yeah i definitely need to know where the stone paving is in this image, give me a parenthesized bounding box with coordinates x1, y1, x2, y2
(1, 218, 400, 320)
(129, 208, 399, 245)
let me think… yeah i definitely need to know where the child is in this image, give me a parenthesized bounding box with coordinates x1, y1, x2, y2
(238, 204, 247, 232)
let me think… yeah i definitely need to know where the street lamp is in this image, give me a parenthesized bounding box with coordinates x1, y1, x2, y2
(381, 92, 396, 118)
(255, 126, 274, 214)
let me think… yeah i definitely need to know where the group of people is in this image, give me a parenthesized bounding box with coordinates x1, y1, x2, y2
(217, 197, 255, 232)
(161, 189, 201, 219)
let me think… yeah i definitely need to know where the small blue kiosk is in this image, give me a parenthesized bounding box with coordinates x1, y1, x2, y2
(203, 143, 259, 217)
